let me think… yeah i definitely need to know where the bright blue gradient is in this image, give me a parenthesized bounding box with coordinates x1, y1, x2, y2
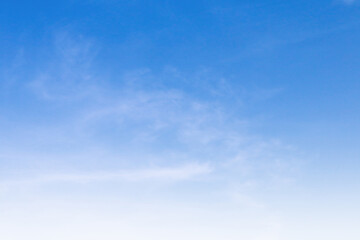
(1, 1, 360, 239)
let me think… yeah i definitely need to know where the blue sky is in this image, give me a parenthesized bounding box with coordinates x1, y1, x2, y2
(1, 0, 360, 239)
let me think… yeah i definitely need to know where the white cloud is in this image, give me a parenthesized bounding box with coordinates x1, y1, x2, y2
(0, 163, 212, 190)
(44, 163, 212, 182)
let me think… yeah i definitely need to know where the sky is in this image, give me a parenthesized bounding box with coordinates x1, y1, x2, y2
(1, 0, 360, 239)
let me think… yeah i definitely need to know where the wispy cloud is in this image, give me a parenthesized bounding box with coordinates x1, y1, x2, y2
(2, 30, 300, 197)
(28, 31, 100, 101)
(0, 163, 212, 191)
(341, 0, 356, 5)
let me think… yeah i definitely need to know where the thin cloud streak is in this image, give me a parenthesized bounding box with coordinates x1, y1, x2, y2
(0, 163, 212, 189)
